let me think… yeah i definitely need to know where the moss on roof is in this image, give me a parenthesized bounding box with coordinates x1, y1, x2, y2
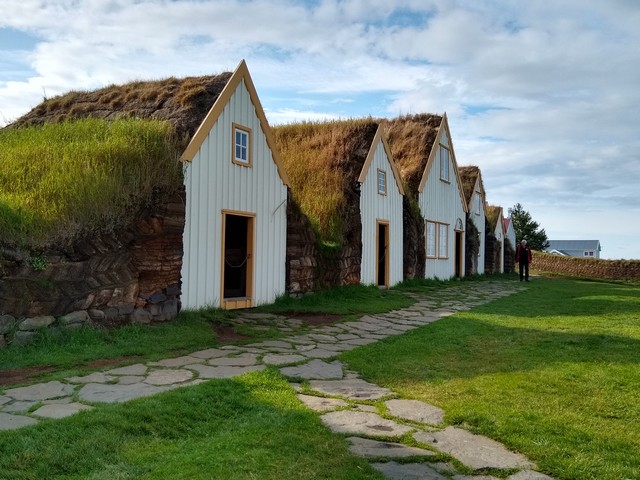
(459, 166, 482, 205)
(486, 205, 503, 231)
(380, 114, 443, 194)
(273, 119, 379, 244)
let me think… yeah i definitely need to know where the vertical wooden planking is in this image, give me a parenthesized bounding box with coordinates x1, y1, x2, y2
(181, 78, 287, 309)
(359, 138, 404, 286)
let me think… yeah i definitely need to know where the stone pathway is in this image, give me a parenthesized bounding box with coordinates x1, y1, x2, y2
(0, 280, 554, 479)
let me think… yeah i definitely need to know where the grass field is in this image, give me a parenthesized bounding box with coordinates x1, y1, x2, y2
(2, 277, 638, 480)
(342, 278, 640, 480)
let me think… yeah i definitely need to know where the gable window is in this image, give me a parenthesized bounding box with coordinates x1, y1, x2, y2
(232, 123, 252, 166)
(426, 221, 437, 258)
(474, 192, 481, 215)
(377, 169, 387, 195)
(440, 145, 450, 182)
(438, 223, 448, 258)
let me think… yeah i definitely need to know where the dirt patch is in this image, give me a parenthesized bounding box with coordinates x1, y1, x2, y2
(212, 325, 252, 343)
(85, 356, 145, 369)
(284, 312, 342, 326)
(0, 366, 57, 386)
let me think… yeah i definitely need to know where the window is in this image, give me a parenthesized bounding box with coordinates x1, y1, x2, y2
(426, 222, 437, 257)
(584, 251, 594, 257)
(474, 193, 481, 215)
(426, 221, 449, 259)
(377, 169, 387, 195)
(440, 145, 450, 182)
(438, 223, 448, 258)
(232, 123, 252, 166)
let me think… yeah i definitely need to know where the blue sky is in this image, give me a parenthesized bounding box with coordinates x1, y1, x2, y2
(2, 0, 639, 259)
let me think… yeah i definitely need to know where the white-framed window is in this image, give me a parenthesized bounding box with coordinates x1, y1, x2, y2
(426, 221, 449, 259)
(440, 146, 450, 182)
(377, 169, 387, 195)
(584, 251, 594, 257)
(475, 192, 481, 215)
(426, 221, 437, 258)
(438, 223, 448, 258)
(232, 123, 252, 166)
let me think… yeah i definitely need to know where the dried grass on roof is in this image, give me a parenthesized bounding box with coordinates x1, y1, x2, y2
(273, 119, 378, 244)
(8, 72, 233, 141)
(486, 205, 502, 230)
(458, 166, 481, 204)
(381, 114, 442, 194)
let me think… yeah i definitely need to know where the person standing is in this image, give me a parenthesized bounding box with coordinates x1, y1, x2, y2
(515, 239, 532, 281)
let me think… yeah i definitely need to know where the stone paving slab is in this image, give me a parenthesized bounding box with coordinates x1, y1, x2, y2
(321, 411, 413, 437)
(4, 381, 74, 401)
(508, 471, 554, 480)
(280, 359, 344, 380)
(372, 461, 449, 480)
(296, 394, 348, 412)
(2, 401, 37, 413)
(78, 382, 170, 403)
(117, 375, 146, 385)
(348, 437, 436, 458)
(0, 412, 38, 430)
(414, 427, 534, 470)
(67, 372, 115, 384)
(299, 347, 338, 359)
(186, 364, 265, 379)
(32, 402, 93, 419)
(144, 369, 194, 386)
(0, 395, 12, 406)
(385, 399, 445, 425)
(309, 378, 393, 400)
(147, 355, 204, 367)
(189, 348, 236, 359)
(209, 353, 259, 366)
(106, 364, 148, 376)
(262, 353, 306, 366)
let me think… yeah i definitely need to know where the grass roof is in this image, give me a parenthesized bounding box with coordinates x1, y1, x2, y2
(9, 72, 232, 142)
(486, 205, 503, 231)
(272, 119, 379, 245)
(1, 72, 233, 250)
(458, 165, 483, 205)
(381, 114, 443, 194)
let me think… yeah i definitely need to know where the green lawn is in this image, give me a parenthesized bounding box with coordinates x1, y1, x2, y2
(341, 278, 640, 480)
(0, 368, 384, 480)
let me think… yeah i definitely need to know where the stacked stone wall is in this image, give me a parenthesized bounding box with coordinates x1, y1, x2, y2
(0, 188, 185, 347)
(532, 252, 640, 281)
(503, 240, 515, 274)
(403, 196, 425, 280)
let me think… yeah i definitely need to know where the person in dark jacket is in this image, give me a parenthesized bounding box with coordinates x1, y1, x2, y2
(515, 239, 532, 281)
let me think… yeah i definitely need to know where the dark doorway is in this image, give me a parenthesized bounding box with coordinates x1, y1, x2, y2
(377, 221, 389, 287)
(222, 213, 254, 308)
(455, 231, 463, 278)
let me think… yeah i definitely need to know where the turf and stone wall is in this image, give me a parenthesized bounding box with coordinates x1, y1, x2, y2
(0, 189, 185, 347)
(532, 251, 640, 281)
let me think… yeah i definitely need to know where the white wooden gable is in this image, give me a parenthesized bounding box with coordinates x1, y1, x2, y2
(357, 126, 405, 287)
(417, 115, 467, 280)
(181, 61, 289, 310)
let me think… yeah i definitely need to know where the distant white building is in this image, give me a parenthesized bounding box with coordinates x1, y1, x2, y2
(546, 240, 602, 259)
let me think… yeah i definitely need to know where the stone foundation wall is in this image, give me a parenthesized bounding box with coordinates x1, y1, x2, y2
(286, 193, 362, 295)
(533, 252, 640, 281)
(503, 240, 515, 274)
(0, 188, 185, 347)
(484, 232, 501, 274)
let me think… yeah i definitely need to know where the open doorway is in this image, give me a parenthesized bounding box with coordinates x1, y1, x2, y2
(376, 221, 389, 288)
(221, 212, 254, 309)
(455, 230, 463, 278)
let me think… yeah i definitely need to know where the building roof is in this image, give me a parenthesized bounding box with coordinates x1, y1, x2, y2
(486, 205, 504, 233)
(8, 69, 233, 140)
(458, 165, 486, 210)
(546, 240, 602, 252)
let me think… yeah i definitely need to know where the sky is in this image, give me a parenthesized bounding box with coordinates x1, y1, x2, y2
(1, 0, 639, 260)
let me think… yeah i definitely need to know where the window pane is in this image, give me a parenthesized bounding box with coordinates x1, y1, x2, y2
(427, 222, 436, 257)
(440, 147, 449, 181)
(439, 224, 448, 257)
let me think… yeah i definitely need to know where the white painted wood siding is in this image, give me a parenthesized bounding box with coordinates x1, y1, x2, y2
(471, 185, 486, 275)
(181, 79, 288, 309)
(359, 138, 404, 286)
(420, 144, 466, 280)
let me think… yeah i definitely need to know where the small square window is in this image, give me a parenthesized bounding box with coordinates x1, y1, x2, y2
(232, 124, 252, 166)
(377, 169, 387, 195)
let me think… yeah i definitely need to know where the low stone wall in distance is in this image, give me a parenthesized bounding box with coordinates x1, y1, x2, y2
(532, 251, 640, 281)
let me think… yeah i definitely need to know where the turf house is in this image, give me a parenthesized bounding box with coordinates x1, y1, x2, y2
(459, 166, 487, 275)
(274, 119, 405, 291)
(383, 114, 468, 280)
(0, 60, 290, 340)
(485, 205, 505, 274)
